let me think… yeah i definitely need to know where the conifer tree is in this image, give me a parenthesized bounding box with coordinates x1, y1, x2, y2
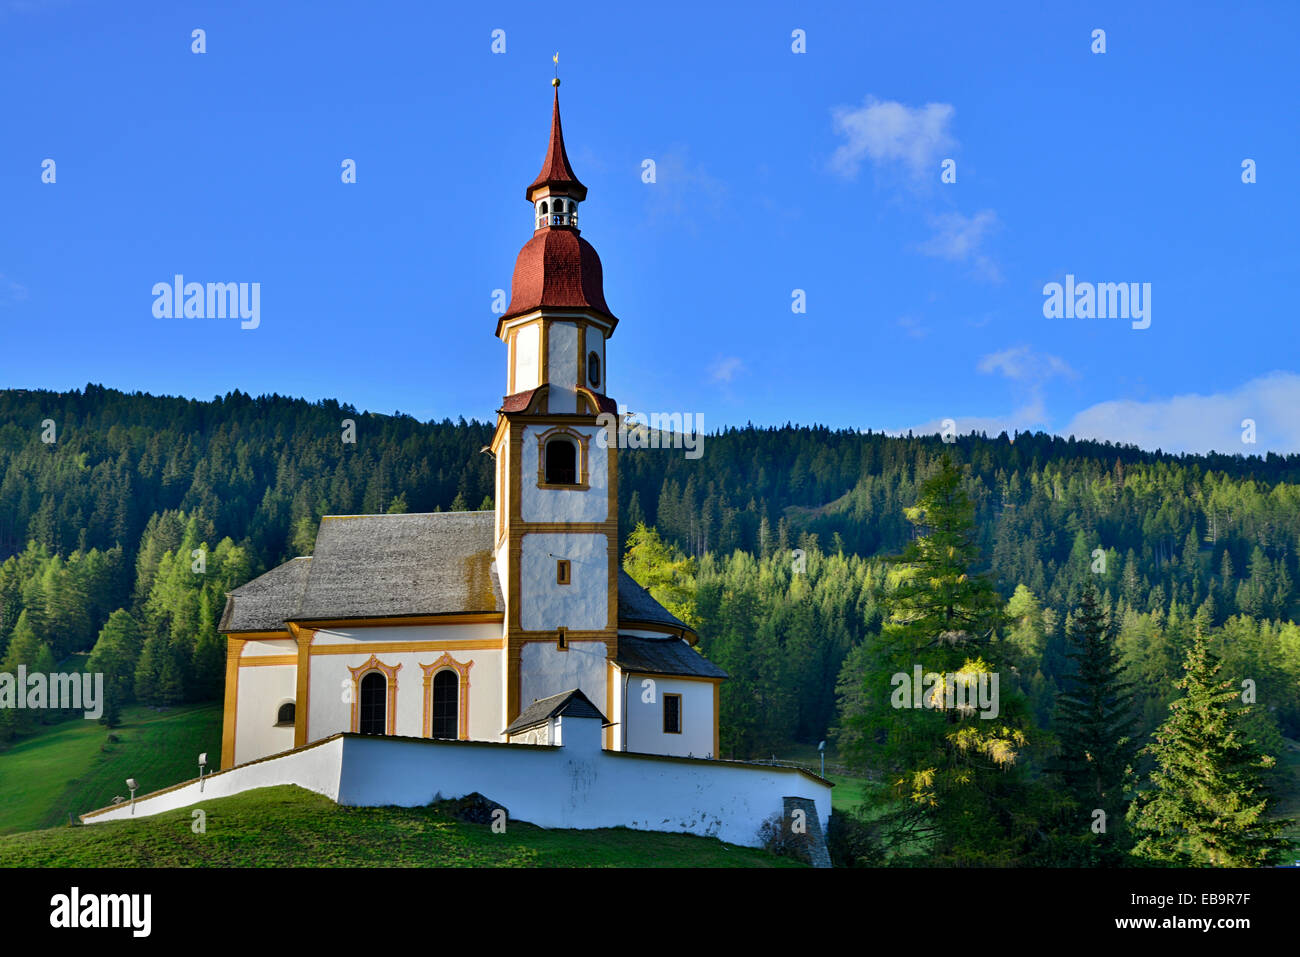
(842, 456, 1036, 863)
(1052, 583, 1138, 862)
(1127, 626, 1293, 866)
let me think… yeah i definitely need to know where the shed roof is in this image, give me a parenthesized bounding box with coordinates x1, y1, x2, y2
(617, 570, 692, 636)
(614, 634, 728, 680)
(505, 688, 609, 735)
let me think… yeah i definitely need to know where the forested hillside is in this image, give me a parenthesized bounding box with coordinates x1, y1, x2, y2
(1, 384, 1298, 772)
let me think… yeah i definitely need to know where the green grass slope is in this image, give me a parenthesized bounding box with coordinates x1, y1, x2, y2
(0, 703, 222, 835)
(0, 785, 800, 867)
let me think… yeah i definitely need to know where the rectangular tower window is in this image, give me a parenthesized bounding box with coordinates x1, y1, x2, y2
(664, 694, 682, 734)
(556, 559, 571, 584)
(556, 626, 567, 651)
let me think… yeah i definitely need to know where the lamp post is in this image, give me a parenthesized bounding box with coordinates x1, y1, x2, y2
(198, 753, 208, 793)
(126, 778, 138, 815)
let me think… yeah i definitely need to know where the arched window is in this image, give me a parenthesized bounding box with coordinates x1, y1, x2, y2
(359, 672, 387, 735)
(431, 670, 458, 739)
(540, 200, 548, 214)
(544, 437, 577, 485)
(276, 702, 295, 726)
(421, 654, 472, 740)
(587, 351, 601, 388)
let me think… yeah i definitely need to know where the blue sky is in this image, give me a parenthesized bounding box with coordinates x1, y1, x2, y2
(2, 0, 1297, 453)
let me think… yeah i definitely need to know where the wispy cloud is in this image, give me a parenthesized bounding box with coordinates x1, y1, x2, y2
(709, 356, 744, 384)
(828, 96, 999, 282)
(896, 315, 928, 339)
(1062, 371, 1300, 454)
(643, 148, 727, 228)
(0, 274, 29, 306)
(890, 369, 1300, 455)
(887, 346, 1075, 439)
(915, 210, 1001, 282)
(889, 404, 1048, 441)
(977, 345, 1077, 384)
(830, 96, 956, 181)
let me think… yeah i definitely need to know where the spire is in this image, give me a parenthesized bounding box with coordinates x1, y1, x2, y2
(526, 87, 587, 203)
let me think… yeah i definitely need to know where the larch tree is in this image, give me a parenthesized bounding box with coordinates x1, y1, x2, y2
(842, 455, 1037, 864)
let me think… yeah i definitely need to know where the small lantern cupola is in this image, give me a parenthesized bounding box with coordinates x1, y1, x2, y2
(527, 81, 587, 231)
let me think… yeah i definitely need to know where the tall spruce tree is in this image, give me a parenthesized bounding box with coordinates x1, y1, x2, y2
(842, 456, 1037, 864)
(1053, 583, 1138, 863)
(1127, 625, 1293, 866)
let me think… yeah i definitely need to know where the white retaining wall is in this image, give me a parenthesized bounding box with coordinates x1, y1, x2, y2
(81, 737, 344, 824)
(81, 721, 831, 849)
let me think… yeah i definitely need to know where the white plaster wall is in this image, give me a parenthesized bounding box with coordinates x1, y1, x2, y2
(305, 629, 505, 743)
(509, 724, 550, 745)
(234, 665, 297, 766)
(519, 639, 608, 716)
(495, 444, 505, 545)
(311, 623, 499, 646)
(519, 533, 608, 632)
(334, 729, 832, 849)
(623, 674, 715, 758)
(495, 437, 510, 611)
(547, 321, 578, 413)
(242, 638, 295, 657)
(608, 666, 625, 750)
(520, 425, 608, 523)
(513, 323, 539, 393)
(82, 737, 344, 824)
(85, 728, 834, 851)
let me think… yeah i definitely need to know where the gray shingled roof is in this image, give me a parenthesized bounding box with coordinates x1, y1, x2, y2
(617, 569, 692, 634)
(297, 511, 502, 620)
(505, 688, 609, 735)
(217, 557, 312, 633)
(220, 511, 503, 631)
(220, 511, 692, 635)
(614, 634, 729, 679)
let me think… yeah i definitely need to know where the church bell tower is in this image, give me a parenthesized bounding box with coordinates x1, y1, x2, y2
(491, 80, 620, 731)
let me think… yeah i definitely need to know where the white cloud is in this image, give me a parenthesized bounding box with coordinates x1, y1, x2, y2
(0, 274, 28, 306)
(915, 210, 1001, 281)
(896, 315, 927, 339)
(885, 347, 1074, 439)
(709, 356, 744, 384)
(977, 345, 1077, 384)
(643, 149, 726, 228)
(888, 402, 1049, 441)
(830, 96, 956, 180)
(1062, 371, 1300, 454)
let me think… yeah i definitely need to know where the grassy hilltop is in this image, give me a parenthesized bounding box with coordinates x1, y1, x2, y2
(0, 785, 799, 868)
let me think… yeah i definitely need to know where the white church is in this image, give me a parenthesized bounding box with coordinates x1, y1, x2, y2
(83, 83, 831, 856)
(216, 84, 725, 768)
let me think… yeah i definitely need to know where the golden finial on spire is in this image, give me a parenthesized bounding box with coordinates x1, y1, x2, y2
(552, 52, 560, 87)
